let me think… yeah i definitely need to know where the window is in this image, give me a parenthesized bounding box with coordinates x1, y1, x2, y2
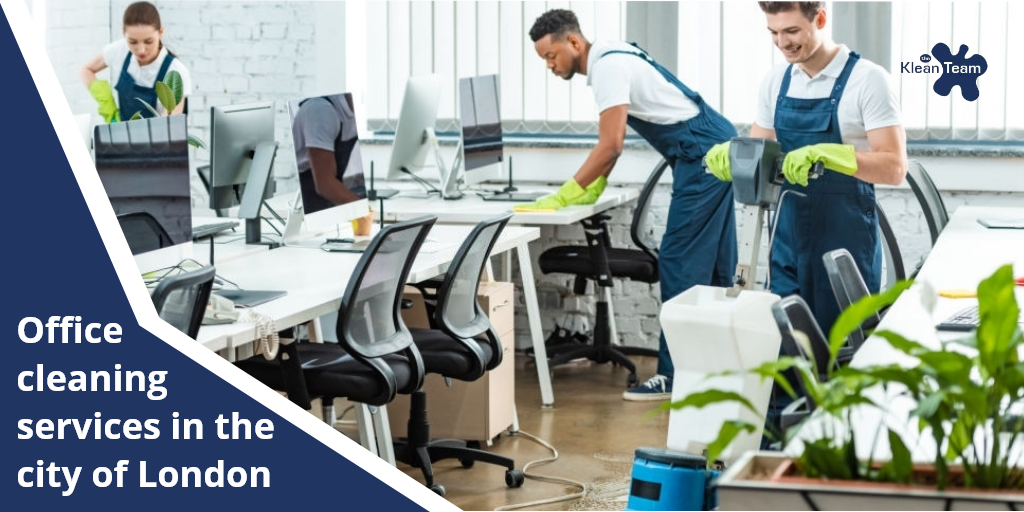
(351, 1, 1023, 142)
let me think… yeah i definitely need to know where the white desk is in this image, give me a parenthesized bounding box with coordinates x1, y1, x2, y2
(196, 224, 541, 354)
(378, 185, 641, 408)
(793, 206, 1024, 462)
(379, 185, 640, 225)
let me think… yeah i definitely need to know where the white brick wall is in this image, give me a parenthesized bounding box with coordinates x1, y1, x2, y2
(44, 1, 341, 207)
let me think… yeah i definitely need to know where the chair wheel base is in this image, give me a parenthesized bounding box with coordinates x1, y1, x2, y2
(506, 469, 525, 488)
(430, 484, 446, 496)
(627, 373, 639, 387)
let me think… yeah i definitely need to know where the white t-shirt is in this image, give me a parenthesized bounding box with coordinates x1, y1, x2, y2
(102, 39, 192, 114)
(292, 95, 358, 173)
(586, 40, 700, 124)
(754, 45, 901, 151)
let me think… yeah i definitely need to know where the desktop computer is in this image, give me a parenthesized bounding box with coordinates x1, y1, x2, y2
(385, 74, 448, 197)
(283, 92, 371, 250)
(94, 114, 193, 274)
(209, 102, 280, 247)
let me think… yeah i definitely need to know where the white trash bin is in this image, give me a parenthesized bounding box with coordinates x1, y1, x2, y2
(660, 285, 781, 462)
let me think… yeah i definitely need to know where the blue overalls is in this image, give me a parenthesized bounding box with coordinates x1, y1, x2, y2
(770, 51, 881, 335)
(115, 51, 175, 120)
(601, 46, 738, 378)
(764, 52, 881, 444)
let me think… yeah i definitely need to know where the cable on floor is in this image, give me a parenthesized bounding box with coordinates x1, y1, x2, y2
(494, 429, 588, 511)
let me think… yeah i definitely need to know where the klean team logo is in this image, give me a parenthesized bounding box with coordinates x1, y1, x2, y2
(901, 43, 987, 102)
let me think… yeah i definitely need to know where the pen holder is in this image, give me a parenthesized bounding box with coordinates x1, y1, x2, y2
(352, 210, 376, 236)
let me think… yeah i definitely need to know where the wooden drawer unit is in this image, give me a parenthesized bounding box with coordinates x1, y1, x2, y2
(389, 281, 515, 442)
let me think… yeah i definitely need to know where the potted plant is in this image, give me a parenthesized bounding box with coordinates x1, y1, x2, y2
(666, 264, 1024, 510)
(132, 70, 205, 150)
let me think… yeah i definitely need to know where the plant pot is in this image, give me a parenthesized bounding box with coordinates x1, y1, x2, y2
(715, 451, 1024, 510)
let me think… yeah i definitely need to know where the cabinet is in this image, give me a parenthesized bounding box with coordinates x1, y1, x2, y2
(387, 281, 515, 442)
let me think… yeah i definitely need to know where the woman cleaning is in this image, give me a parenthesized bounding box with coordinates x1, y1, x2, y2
(80, 1, 191, 122)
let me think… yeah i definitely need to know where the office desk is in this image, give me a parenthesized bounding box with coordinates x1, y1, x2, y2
(379, 185, 641, 408)
(196, 224, 541, 354)
(793, 206, 1024, 462)
(379, 185, 640, 225)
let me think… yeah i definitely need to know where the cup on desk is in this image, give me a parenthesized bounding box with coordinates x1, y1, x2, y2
(352, 210, 376, 236)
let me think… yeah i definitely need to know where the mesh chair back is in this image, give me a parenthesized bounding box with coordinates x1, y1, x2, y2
(338, 216, 436, 361)
(151, 265, 216, 339)
(118, 211, 174, 254)
(435, 213, 513, 371)
(877, 205, 905, 290)
(906, 160, 949, 246)
(630, 159, 671, 259)
(823, 248, 880, 352)
(772, 295, 832, 390)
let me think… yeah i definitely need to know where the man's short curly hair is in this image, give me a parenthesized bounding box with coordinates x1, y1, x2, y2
(529, 9, 581, 43)
(758, 2, 824, 22)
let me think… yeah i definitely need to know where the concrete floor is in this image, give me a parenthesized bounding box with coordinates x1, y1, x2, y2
(334, 355, 670, 511)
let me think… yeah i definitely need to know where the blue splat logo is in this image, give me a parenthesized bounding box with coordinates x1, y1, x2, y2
(900, 43, 987, 102)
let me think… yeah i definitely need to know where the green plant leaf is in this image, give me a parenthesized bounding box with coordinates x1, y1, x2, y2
(911, 389, 947, 419)
(163, 70, 184, 104)
(187, 134, 206, 150)
(135, 98, 160, 118)
(129, 111, 143, 120)
(660, 389, 758, 417)
(976, 265, 1022, 377)
(918, 351, 973, 387)
(829, 279, 912, 364)
(804, 439, 853, 480)
(879, 429, 912, 483)
(874, 330, 930, 357)
(155, 81, 176, 113)
(705, 420, 757, 466)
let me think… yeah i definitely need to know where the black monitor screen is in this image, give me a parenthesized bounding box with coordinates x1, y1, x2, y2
(459, 74, 502, 171)
(289, 92, 366, 217)
(94, 115, 191, 254)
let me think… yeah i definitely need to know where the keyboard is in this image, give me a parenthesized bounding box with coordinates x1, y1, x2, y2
(936, 305, 980, 332)
(214, 289, 287, 308)
(193, 220, 240, 239)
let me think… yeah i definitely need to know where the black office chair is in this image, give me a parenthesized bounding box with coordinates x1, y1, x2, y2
(235, 216, 436, 454)
(393, 212, 524, 496)
(823, 248, 884, 357)
(877, 204, 906, 290)
(150, 265, 216, 339)
(905, 160, 949, 277)
(117, 211, 174, 254)
(537, 160, 667, 385)
(771, 295, 834, 434)
(906, 160, 949, 247)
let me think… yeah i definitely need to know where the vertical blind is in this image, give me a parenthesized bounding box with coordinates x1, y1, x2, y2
(353, 1, 1024, 142)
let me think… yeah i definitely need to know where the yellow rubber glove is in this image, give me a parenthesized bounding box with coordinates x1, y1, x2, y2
(88, 80, 120, 123)
(704, 141, 732, 181)
(513, 178, 587, 212)
(567, 175, 607, 206)
(782, 143, 857, 186)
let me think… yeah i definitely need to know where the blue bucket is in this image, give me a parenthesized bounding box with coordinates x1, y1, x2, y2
(624, 447, 720, 511)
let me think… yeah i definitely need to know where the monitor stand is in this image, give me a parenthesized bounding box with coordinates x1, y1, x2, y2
(425, 128, 463, 200)
(237, 141, 280, 248)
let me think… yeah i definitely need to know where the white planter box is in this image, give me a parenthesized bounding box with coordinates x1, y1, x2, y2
(716, 451, 1024, 511)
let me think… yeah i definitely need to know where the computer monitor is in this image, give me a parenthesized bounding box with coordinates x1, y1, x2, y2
(284, 93, 369, 241)
(458, 74, 503, 186)
(94, 114, 193, 274)
(385, 74, 442, 184)
(209, 102, 279, 246)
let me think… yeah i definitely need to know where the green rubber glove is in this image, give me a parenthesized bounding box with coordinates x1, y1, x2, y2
(514, 178, 587, 212)
(567, 175, 607, 206)
(783, 143, 857, 186)
(704, 141, 732, 181)
(88, 80, 120, 123)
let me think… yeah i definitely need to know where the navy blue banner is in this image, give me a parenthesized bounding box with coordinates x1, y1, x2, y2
(1, 4, 441, 510)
